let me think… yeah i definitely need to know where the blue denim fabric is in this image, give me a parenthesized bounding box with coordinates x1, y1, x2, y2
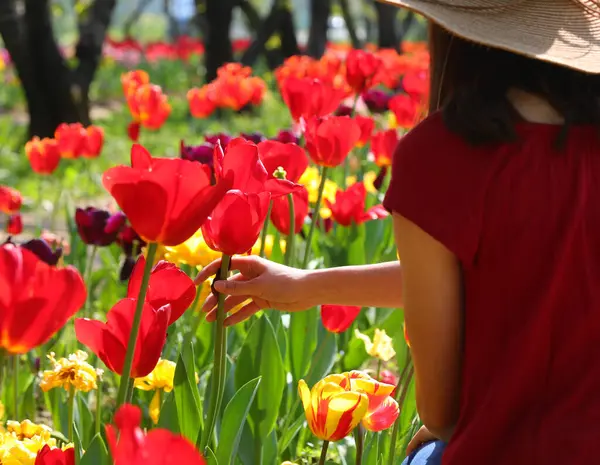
(401, 440, 446, 465)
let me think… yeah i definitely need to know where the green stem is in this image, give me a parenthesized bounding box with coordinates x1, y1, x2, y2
(0, 350, 5, 396)
(318, 440, 330, 465)
(344, 94, 361, 187)
(376, 359, 382, 381)
(125, 378, 135, 404)
(181, 290, 205, 350)
(259, 200, 274, 258)
(13, 355, 18, 419)
(199, 254, 231, 451)
(67, 388, 76, 441)
(115, 242, 158, 408)
(387, 365, 415, 465)
(284, 193, 296, 266)
(95, 383, 102, 435)
(255, 434, 263, 465)
(355, 426, 364, 465)
(83, 246, 98, 318)
(302, 167, 329, 269)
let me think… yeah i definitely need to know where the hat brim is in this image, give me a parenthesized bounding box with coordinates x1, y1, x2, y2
(379, 0, 600, 74)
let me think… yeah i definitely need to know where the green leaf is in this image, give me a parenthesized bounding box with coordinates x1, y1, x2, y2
(347, 222, 367, 266)
(76, 395, 94, 448)
(216, 377, 261, 465)
(174, 343, 202, 442)
(80, 434, 109, 465)
(289, 308, 318, 381)
(157, 391, 180, 433)
(205, 446, 218, 465)
(306, 326, 338, 386)
(235, 316, 285, 438)
(363, 432, 380, 465)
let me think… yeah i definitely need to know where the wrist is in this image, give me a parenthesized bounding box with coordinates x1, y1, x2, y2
(298, 268, 333, 308)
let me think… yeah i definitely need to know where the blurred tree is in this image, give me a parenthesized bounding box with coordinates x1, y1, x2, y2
(123, 0, 153, 37)
(241, 0, 300, 69)
(373, 0, 399, 49)
(306, 0, 330, 58)
(338, 0, 361, 49)
(199, 0, 234, 82)
(0, 0, 116, 138)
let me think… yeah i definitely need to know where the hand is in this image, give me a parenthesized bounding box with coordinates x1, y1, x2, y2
(405, 426, 439, 456)
(194, 256, 317, 326)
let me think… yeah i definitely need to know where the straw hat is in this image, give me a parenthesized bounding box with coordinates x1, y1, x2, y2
(378, 0, 600, 73)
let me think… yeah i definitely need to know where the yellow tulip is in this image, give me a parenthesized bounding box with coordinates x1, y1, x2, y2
(39, 351, 101, 393)
(355, 328, 396, 362)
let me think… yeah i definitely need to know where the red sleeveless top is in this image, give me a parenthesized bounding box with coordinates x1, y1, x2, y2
(383, 112, 600, 464)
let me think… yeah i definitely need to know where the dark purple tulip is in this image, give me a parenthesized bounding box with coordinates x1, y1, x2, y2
(21, 238, 63, 266)
(120, 255, 136, 281)
(362, 89, 392, 114)
(205, 133, 232, 148)
(180, 140, 215, 166)
(335, 104, 353, 117)
(117, 225, 145, 257)
(373, 166, 389, 191)
(273, 129, 299, 145)
(75, 207, 124, 246)
(241, 132, 266, 144)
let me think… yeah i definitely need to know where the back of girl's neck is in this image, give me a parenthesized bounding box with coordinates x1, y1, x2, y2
(507, 88, 565, 125)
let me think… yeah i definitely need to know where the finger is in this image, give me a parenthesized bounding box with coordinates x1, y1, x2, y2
(224, 302, 262, 326)
(194, 259, 223, 285)
(201, 292, 218, 313)
(213, 275, 262, 296)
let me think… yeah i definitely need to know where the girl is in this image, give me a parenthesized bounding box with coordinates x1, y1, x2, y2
(196, 1, 600, 463)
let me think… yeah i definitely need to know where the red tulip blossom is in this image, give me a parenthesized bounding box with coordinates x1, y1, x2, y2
(270, 187, 309, 235)
(121, 70, 150, 97)
(0, 185, 22, 214)
(128, 256, 196, 325)
(354, 116, 375, 148)
(25, 137, 61, 174)
(202, 190, 271, 256)
(304, 116, 361, 167)
(403, 69, 429, 106)
(280, 77, 345, 122)
(55, 123, 87, 159)
(345, 49, 382, 94)
(371, 129, 399, 167)
(0, 243, 86, 354)
(35, 446, 74, 465)
(214, 138, 301, 197)
(258, 140, 308, 184)
(75, 298, 170, 377)
(388, 94, 418, 129)
(75, 208, 126, 246)
(187, 86, 216, 118)
(102, 144, 231, 246)
(127, 84, 171, 129)
(326, 183, 389, 227)
(81, 125, 104, 158)
(6, 213, 22, 235)
(106, 404, 206, 465)
(321, 304, 362, 333)
(379, 369, 398, 388)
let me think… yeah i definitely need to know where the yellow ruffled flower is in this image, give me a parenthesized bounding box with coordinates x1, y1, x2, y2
(39, 351, 101, 393)
(346, 171, 378, 195)
(355, 329, 396, 362)
(0, 420, 72, 465)
(163, 229, 221, 270)
(134, 359, 199, 424)
(299, 166, 339, 219)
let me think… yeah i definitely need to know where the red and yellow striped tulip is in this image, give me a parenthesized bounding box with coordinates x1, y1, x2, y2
(298, 374, 368, 441)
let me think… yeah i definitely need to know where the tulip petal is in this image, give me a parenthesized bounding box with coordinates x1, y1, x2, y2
(361, 396, 399, 432)
(321, 305, 361, 333)
(144, 430, 207, 465)
(133, 304, 170, 378)
(75, 318, 122, 374)
(146, 263, 196, 324)
(360, 204, 390, 224)
(131, 144, 153, 169)
(323, 391, 369, 441)
(258, 140, 308, 183)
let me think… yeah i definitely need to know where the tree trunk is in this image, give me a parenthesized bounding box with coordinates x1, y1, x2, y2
(374, 1, 399, 50)
(398, 11, 415, 42)
(122, 0, 153, 38)
(338, 0, 361, 49)
(203, 0, 234, 82)
(306, 0, 331, 58)
(278, 6, 299, 59)
(238, 0, 262, 34)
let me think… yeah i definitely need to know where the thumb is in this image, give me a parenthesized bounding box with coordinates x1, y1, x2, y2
(213, 278, 260, 296)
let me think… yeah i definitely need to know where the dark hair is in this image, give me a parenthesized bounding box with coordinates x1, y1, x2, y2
(428, 24, 600, 147)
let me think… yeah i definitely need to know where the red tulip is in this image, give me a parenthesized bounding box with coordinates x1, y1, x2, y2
(0, 185, 22, 214)
(403, 69, 429, 104)
(35, 446, 75, 465)
(371, 129, 399, 167)
(304, 116, 361, 167)
(75, 298, 170, 377)
(321, 304, 361, 333)
(81, 125, 104, 158)
(127, 122, 141, 142)
(55, 123, 87, 159)
(258, 140, 308, 183)
(202, 190, 271, 256)
(388, 94, 418, 129)
(280, 77, 345, 122)
(121, 70, 150, 97)
(345, 49, 382, 94)
(126, 84, 171, 130)
(187, 86, 216, 118)
(270, 186, 309, 235)
(0, 243, 86, 354)
(354, 116, 375, 148)
(326, 183, 389, 227)
(102, 144, 231, 246)
(25, 137, 61, 174)
(6, 213, 22, 235)
(214, 138, 301, 197)
(128, 257, 196, 325)
(106, 404, 206, 465)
